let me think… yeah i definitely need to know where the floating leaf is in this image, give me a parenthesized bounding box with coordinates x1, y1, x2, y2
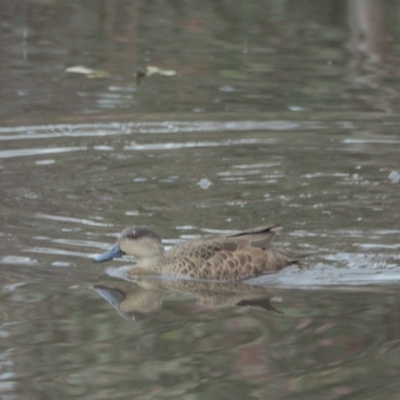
(146, 66, 177, 77)
(65, 66, 110, 79)
(66, 66, 93, 74)
(87, 70, 111, 79)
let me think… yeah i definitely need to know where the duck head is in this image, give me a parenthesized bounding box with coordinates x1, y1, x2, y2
(93, 226, 165, 263)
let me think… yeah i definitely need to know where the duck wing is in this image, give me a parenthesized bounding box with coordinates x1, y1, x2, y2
(226, 224, 282, 249)
(167, 224, 282, 262)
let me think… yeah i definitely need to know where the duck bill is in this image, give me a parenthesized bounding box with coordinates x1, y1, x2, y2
(93, 244, 125, 263)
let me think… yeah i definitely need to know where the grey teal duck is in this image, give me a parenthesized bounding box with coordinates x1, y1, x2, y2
(93, 224, 310, 281)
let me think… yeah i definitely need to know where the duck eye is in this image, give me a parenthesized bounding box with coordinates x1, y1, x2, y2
(128, 232, 138, 239)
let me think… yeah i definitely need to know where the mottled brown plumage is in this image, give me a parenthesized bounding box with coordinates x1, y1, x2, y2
(93, 224, 309, 281)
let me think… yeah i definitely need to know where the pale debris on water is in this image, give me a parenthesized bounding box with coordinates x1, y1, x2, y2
(65, 66, 111, 79)
(146, 66, 177, 77)
(197, 178, 212, 189)
(388, 170, 400, 183)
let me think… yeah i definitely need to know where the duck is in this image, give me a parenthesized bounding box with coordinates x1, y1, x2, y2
(93, 224, 310, 281)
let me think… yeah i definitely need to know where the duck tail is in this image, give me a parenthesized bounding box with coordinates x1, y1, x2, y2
(274, 247, 322, 264)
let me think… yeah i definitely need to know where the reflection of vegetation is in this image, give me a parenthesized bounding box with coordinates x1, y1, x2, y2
(1, 271, 400, 398)
(5, 0, 396, 120)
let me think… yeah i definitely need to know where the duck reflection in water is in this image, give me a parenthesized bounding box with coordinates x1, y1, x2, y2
(94, 278, 283, 322)
(93, 224, 314, 281)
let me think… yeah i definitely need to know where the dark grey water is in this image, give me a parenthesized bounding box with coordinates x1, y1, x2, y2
(1, 1, 400, 399)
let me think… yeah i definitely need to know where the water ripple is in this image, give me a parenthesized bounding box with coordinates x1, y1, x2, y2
(0, 120, 313, 140)
(0, 147, 86, 159)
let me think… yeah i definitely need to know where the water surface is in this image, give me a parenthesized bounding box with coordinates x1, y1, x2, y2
(1, 1, 400, 399)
